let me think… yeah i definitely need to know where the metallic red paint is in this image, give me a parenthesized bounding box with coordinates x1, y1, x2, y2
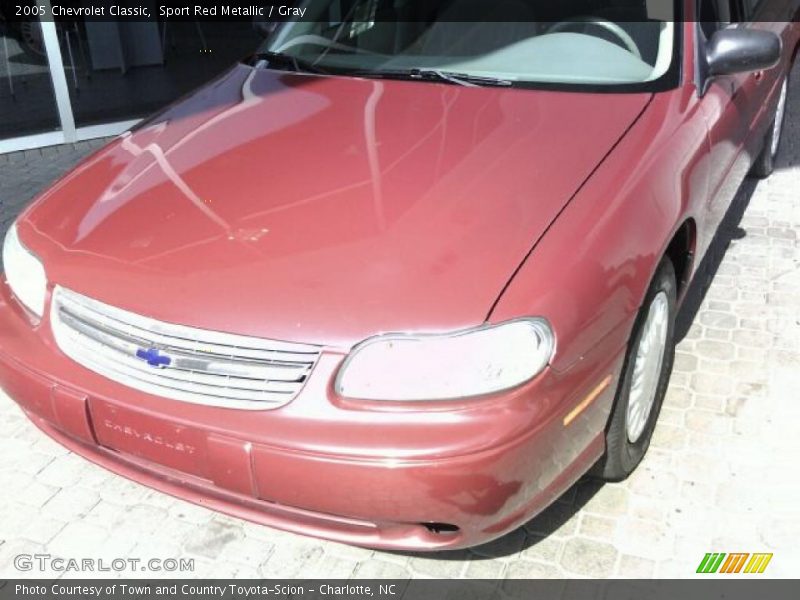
(0, 280, 621, 549)
(1, 15, 798, 549)
(17, 71, 650, 347)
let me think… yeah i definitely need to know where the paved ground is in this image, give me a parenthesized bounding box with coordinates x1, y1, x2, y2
(0, 66, 799, 579)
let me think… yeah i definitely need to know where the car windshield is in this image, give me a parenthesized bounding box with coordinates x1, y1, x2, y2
(258, 0, 677, 89)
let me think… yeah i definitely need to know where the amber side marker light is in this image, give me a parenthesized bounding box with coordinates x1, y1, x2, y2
(563, 375, 613, 427)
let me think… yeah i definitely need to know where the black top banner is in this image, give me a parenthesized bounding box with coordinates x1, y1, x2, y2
(2, 0, 799, 23)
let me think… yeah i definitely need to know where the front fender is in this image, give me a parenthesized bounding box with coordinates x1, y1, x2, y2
(489, 85, 711, 373)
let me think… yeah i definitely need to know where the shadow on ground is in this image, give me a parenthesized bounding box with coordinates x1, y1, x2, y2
(674, 177, 758, 341)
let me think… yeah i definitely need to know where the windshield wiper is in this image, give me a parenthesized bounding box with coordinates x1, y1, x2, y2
(249, 56, 513, 87)
(362, 68, 513, 87)
(250, 51, 328, 75)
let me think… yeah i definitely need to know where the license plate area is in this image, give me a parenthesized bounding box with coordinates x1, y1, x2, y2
(89, 399, 209, 478)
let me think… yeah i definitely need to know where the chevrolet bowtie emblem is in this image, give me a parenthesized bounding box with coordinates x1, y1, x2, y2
(135, 347, 172, 368)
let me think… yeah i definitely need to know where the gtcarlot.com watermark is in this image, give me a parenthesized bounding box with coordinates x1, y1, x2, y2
(14, 553, 195, 573)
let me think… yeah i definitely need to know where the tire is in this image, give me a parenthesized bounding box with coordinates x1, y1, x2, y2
(13, 19, 47, 63)
(593, 257, 677, 481)
(750, 75, 789, 179)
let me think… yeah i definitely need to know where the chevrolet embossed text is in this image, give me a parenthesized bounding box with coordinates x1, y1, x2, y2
(102, 420, 197, 455)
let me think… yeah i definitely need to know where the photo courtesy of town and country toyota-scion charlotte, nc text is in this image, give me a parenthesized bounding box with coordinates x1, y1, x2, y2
(14, 584, 398, 598)
(15, 3, 309, 18)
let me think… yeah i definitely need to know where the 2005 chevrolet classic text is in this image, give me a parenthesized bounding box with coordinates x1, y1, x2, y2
(1, 0, 797, 550)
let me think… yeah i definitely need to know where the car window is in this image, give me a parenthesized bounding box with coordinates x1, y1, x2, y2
(259, 0, 679, 90)
(698, 0, 734, 38)
(740, 0, 766, 20)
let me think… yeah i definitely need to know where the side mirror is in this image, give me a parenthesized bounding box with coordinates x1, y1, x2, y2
(705, 28, 782, 78)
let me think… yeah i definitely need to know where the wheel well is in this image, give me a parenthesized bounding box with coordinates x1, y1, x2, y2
(664, 220, 696, 298)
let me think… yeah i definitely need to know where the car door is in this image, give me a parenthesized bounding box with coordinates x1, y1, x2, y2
(736, 0, 789, 155)
(696, 0, 776, 249)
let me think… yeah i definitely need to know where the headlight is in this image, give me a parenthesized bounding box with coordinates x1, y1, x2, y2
(2, 223, 47, 317)
(336, 319, 554, 401)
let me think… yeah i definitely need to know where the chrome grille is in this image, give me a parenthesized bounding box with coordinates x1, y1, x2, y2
(50, 286, 321, 410)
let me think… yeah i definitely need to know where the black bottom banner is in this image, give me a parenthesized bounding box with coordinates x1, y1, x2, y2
(1, 580, 798, 600)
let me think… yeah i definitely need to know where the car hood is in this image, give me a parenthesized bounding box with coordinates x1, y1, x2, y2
(23, 65, 651, 347)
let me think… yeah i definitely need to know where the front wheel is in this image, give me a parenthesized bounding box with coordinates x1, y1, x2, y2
(593, 257, 677, 481)
(750, 75, 789, 179)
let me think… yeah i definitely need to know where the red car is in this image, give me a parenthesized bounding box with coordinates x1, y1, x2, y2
(1, 1, 797, 550)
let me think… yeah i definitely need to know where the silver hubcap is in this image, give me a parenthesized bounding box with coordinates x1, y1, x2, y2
(771, 79, 788, 159)
(626, 291, 669, 443)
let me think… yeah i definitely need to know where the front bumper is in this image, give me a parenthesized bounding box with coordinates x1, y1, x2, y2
(0, 281, 622, 550)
